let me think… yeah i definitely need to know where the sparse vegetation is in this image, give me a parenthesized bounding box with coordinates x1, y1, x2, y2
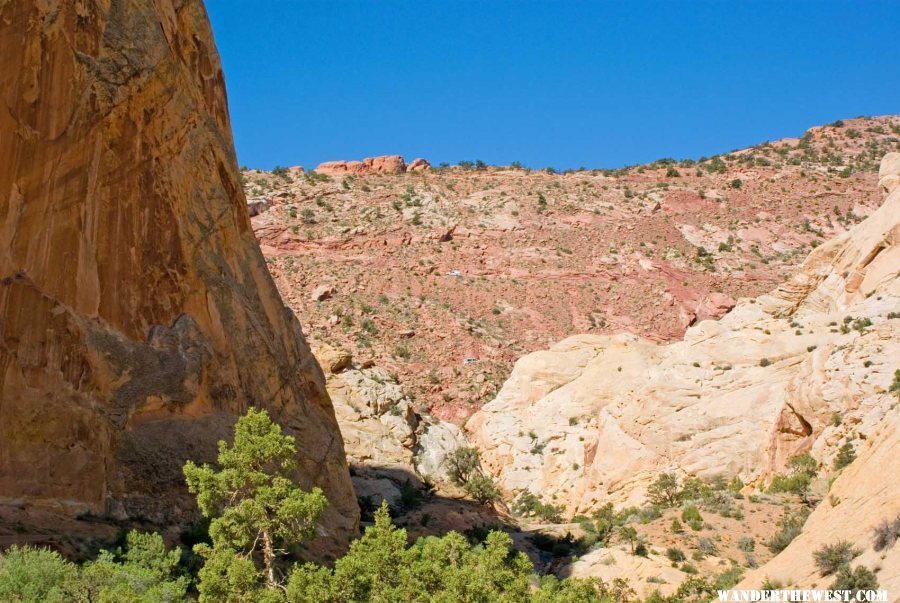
(666, 547, 686, 563)
(512, 491, 564, 523)
(767, 507, 811, 553)
(443, 446, 501, 505)
(813, 540, 860, 576)
(647, 472, 682, 507)
(830, 565, 879, 592)
(833, 442, 856, 470)
(768, 453, 817, 496)
(872, 514, 900, 551)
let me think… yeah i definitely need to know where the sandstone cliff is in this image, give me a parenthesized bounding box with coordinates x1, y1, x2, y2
(467, 155, 900, 522)
(0, 0, 357, 550)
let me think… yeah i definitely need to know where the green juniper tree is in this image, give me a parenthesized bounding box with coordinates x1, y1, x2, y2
(0, 532, 187, 603)
(183, 408, 327, 599)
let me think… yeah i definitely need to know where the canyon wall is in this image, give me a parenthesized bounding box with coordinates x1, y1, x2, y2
(0, 0, 357, 549)
(468, 154, 900, 518)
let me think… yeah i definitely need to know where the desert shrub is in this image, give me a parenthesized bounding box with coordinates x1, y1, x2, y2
(813, 541, 860, 576)
(637, 505, 663, 523)
(463, 523, 504, 545)
(830, 565, 879, 592)
(647, 473, 681, 508)
(462, 473, 501, 505)
(512, 491, 564, 523)
(768, 453, 817, 496)
(681, 505, 703, 531)
(713, 564, 745, 590)
(738, 536, 755, 553)
(666, 547, 686, 563)
(528, 532, 583, 558)
(671, 518, 684, 534)
(696, 537, 718, 556)
(680, 476, 711, 501)
(767, 508, 811, 553)
(534, 575, 636, 603)
(616, 526, 642, 555)
(443, 446, 481, 486)
(701, 490, 742, 518)
(398, 479, 424, 510)
(872, 515, 900, 551)
(574, 503, 624, 548)
(833, 442, 856, 470)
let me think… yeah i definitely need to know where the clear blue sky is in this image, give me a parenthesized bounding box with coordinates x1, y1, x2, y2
(205, 1, 899, 171)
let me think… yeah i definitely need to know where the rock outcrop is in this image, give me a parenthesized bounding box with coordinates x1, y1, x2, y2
(467, 155, 900, 521)
(316, 346, 469, 508)
(315, 155, 410, 175)
(0, 0, 357, 550)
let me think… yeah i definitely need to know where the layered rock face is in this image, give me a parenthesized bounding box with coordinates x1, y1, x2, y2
(467, 154, 900, 519)
(733, 155, 900, 593)
(0, 0, 357, 548)
(315, 155, 430, 174)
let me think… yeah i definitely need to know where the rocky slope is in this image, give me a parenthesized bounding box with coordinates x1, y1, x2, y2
(0, 0, 357, 552)
(734, 159, 900, 594)
(246, 117, 900, 422)
(467, 153, 899, 514)
(466, 154, 900, 590)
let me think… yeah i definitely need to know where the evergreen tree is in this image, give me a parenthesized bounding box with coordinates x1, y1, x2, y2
(183, 408, 327, 599)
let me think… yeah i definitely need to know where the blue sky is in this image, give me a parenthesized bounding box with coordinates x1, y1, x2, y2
(205, 1, 899, 171)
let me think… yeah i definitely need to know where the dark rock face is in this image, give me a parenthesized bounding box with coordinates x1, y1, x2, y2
(0, 0, 357, 551)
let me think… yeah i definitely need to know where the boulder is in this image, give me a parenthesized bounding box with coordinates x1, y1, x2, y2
(310, 284, 336, 301)
(694, 291, 736, 322)
(314, 344, 353, 374)
(408, 158, 432, 172)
